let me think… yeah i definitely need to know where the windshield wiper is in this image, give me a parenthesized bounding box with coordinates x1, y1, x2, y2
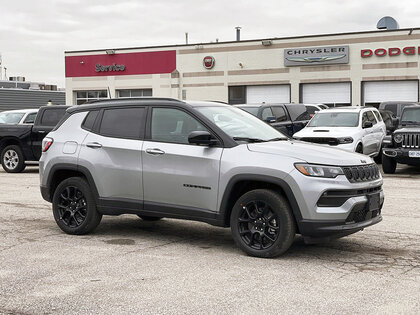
(233, 137, 267, 143)
(267, 137, 288, 142)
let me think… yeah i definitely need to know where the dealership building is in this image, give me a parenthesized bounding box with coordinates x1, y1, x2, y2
(65, 27, 420, 107)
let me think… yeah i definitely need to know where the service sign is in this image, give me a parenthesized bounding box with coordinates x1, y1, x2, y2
(284, 45, 349, 66)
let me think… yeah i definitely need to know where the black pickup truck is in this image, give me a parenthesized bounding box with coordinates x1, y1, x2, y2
(235, 103, 311, 137)
(0, 105, 69, 173)
(382, 105, 420, 173)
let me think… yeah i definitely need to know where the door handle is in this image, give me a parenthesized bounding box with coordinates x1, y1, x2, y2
(86, 142, 102, 149)
(146, 148, 165, 155)
(38, 130, 46, 134)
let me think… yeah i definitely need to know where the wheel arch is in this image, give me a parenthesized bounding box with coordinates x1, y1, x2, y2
(0, 138, 22, 154)
(45, 164, 99, 203)
(219, 174, 302, 231)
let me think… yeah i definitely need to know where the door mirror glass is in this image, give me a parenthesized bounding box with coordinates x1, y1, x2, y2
(264, 116, 276, 123)
(363, 121, 373, 129)
(188, 131, 218, 146)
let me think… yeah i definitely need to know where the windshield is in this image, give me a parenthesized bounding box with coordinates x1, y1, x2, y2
(0, 112, 25, 124)
(308, 112, 359, 127)
(196, 106, 286, 141)
(238, 106, 259, 116)
(401, 109, 420, 124)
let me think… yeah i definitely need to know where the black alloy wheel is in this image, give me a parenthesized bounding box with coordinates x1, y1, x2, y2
(52, 177, 102, 235)
(237, 200, 279, 250)
(231, 189, 295, 258)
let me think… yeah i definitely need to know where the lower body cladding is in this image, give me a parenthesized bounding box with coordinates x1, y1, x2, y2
(383, 147, 420, 166)
(285, 169, 384, 243)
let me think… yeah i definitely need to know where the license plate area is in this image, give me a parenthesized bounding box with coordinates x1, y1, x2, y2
(368, 193, 380, 211)
(408, 151, 420, 158)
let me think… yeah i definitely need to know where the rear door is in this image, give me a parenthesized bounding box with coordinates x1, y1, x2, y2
(361, 111, 376, 155)
(285, 105, 311, 135)
(142, 106, 223, 213)
(78, 107, 146, 203)
(270, 105, 293, 136)
(32, 107, 68, 160)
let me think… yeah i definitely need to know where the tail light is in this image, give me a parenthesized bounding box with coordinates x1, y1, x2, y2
(42, 137, 54, 152)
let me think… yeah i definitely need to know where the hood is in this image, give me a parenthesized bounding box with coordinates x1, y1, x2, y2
(394, 127, 420, 133)
(293, 126, 358, 138)
(247, 140, 372, 166)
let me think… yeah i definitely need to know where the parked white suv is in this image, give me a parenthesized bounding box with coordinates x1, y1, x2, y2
(0, 109, 38, 125)
(293, 107, 386, 157)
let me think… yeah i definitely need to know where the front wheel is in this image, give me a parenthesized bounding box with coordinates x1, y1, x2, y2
(1, 145, 26, 173)
(355, 143, 363, 154)
(382, 154, 397, 174)
(230, 189, 295, 258)
(52, 177, 102, 235)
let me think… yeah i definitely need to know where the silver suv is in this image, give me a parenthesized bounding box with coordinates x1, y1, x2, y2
(39, 98, 384, 258)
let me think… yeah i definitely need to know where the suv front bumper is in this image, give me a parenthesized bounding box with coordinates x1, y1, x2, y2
(383, 147, 420, 165)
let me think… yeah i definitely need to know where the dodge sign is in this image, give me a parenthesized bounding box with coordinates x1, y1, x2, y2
(284, 46, 349, 66)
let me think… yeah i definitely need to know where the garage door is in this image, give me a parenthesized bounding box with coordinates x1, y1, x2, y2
(301, 82, 351, 105)
(246, 85, 290, 103)
(363, 81, 418, 106)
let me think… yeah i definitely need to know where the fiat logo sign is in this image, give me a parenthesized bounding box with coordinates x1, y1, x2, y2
(203, 56, 215, 69)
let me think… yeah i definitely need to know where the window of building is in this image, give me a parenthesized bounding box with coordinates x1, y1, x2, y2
(75, 90, 108, 105)
(151, 108, 207, 144)
(117, 89, 152, 98)
(99, 107, 145, 139)
(228, 86, 246, 105)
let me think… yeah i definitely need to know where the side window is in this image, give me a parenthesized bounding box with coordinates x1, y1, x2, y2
(40, 108, 67, 127)
(305, 106, 317, 115)
(384, 104, 397, 116)
(82, 110, 99, 131)
(99, 107, 145, 139)
(23, 113, 37, 124)
(286, 105, 311, 121)
(261, 107, 274, 120)
(362, 112, 369, 125)
(367, 111, 377, 124)
(373, 110, 382, 122)
(151, 108, 207, 144)
(271, 107, 287, 122)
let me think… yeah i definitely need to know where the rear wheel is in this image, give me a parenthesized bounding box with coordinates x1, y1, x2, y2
(138, 215, 162, 221)
(230, 189, 295, 258)
(52, 177, 102, 234)
(382, 154, 397, 174)
(1, 145, 26, 173)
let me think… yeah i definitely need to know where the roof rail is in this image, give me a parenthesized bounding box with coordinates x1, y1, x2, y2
(83, 97, 182, 105)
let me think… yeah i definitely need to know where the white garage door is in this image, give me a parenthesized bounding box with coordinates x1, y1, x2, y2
(246, 85, 290, 103)
(301, 82, 351, 105)
(363, 81, 418, 105)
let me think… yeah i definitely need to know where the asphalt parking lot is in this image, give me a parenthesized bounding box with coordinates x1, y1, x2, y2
(0, 165, 419, 314)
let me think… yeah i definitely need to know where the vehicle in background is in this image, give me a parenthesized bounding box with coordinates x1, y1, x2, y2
(305, 104, 326, 118)
(379, 101, 418, 119)
(0, 105, 69, 173)
(235, 103, 311, 137)
(378, 109, 398, 135)
(382, 105, 420, 173)
(293, 107, 386, 159)
(39, 98, 383, 258)
(0, 109, 39, 125)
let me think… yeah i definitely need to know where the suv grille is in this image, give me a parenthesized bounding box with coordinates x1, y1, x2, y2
(401, 133, 420, 148)
(342, 164, 380, 183)
(300, 137, 339, 146)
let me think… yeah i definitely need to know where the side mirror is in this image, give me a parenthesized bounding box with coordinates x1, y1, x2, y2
(363, 121, 373, 129)
(188, 131, 219, 146)
(264, 116, 276, 123)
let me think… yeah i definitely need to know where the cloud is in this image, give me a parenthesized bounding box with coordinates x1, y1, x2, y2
(0, 0, 419, 87)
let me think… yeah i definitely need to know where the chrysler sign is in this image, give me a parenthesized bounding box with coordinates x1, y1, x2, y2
(284, 46, 349, 66)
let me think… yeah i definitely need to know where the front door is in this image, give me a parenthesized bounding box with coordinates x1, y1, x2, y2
(142, 107, 223, 212)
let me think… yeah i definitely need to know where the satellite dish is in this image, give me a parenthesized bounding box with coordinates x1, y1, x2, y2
(377, 16, 399, 30)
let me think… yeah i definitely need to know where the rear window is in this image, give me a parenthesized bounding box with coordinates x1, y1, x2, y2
(40, 108, 68, 127)
(99, 107, 145, 139)
(82, 110, 99, 131)
(384, 104, 397, 116)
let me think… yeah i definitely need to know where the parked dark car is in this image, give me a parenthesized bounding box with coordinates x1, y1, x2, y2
(235, 103, 311, 137)
(0, 105, 69, 173)
(378, 109, 398, 135)
(382, 105, 420, 173)
(379, 101, 418, 119)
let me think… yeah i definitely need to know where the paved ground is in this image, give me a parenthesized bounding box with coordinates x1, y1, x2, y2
(0, 165, 419, 314)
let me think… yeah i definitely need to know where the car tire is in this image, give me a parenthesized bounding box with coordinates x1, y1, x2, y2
(138, 215, 162, 221)
(230, 189, 295, 258)
(355, 143, 363, 154)
(1, 145, 26, 173)
(52, 177, 102, 235)
(382, 154, 397, 174)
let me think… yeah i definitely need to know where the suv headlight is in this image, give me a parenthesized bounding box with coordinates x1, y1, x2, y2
(295, 163, 344, 178)
(393, 134, 403, 143)
(338, 137, 353, 144)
